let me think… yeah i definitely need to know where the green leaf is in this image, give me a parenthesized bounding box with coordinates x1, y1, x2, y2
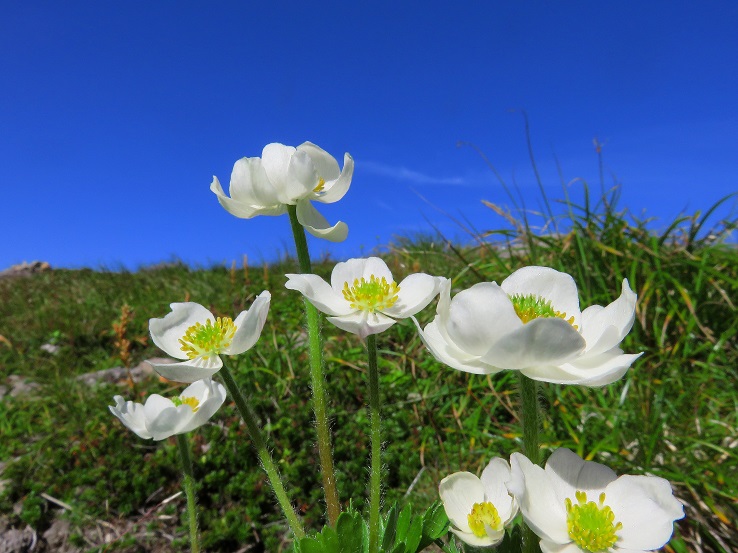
(403, 515, 423, 552)
(418, 501, 450, 548)
(381, 502, 400, 551)
(395, 503, 412, 543)
(336, 509, 368, 553)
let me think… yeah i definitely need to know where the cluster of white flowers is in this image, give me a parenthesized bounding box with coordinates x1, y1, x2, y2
(440, 449, 685, 551)
(107, 140, 684, 551)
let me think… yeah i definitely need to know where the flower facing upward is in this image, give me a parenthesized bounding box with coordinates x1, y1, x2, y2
(508, 449, 685, 553)
(109, 378, 227, 440)
(210, 141, 354, 242)
(439, 457, 518, 547)
(285, 257, 445, 339)
(415, 266, 642, 385)
(148, 291, 270, 382)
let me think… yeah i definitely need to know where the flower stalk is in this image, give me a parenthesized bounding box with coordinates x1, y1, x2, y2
(517, 372, 541, 553)
(218, 363, 305, 538)
(287, 204, 341, 526)
(367, 334, 382, 553)
(175, 433, 200, 553)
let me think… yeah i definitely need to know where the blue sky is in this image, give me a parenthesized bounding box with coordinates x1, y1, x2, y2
(2, 1, 737, 270)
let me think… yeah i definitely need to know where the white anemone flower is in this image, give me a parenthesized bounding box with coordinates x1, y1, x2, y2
(109, 379, 227, 441)
(148, 291, 270, 383)
(508, 449, 685, 553)
(210, 141, 354, 242)
(285, 257, 445, 339)
(415, 266, 642, 386)
(439, 457, 519, 547)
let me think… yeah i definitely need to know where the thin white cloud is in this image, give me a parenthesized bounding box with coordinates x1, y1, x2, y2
(361, 160, 466, 186)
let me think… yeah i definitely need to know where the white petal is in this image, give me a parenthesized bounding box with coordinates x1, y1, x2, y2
(142, 394, 187, 440)
(439, 471, 484, 534)
(285, 148, 321, 202)
(481, 458, 516, 522)
(539, 542, 581, 553)
(285, 273, 352, 316)
(544, 449, 617, 504)
(327, 311, 396, 339)
(226, 291, 270, 355)
(580, 279, 637, 356)
(296, 199, 348, 242)
(384, 274, 443, 318)
(298, 142, 340, 181)
(210, 176, 264, 219)
(315, 151, 353, 204)
(541, 349, 643, 386)
(261, 143, 300, 203)
(414, 317, 499, 375)
(149, 356, 223, 383)
(177, 380, 227, 434)
(149, 303, 215, 359)
(606, 475, 684, 550)
(502, 267, 582, 328)
(229, 157, 282, 207)
(481, 318, 585, 370)
(330, 257, 393, 291)
(449, 527, 503, 547)
(508, 453, 570, 544)
(109, 397, 152, 439)
(443, 282, 523, 356)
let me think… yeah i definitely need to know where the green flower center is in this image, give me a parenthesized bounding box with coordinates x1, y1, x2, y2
(179, 317, 237, 359)
(342, 275, 400, 313)
(171, 396, 200, 412)
(509, 293, 577, 328)
(467, 501, 502, 538)
(566, 491, 622, 552)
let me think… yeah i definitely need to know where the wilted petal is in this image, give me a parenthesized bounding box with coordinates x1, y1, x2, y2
(482, 318, 585, 370)
(285, 274, 351, 316)
(226, 291, 270, 355)
(384, 274, 443, 318)
(296, 198, 348, 242)
(149, 356, 223, 383)
(501, 266, 582, 328)
(150, 303, 214, 359)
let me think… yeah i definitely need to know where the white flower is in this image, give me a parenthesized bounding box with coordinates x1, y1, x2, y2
(439, 457, 519, 547)
(415, 266, 642, 385)
(210, 141, 354, 242)
(148, 291, 270, 383)
(285, 257, 445, 339)
(109, 379, 227, 440)
(508, 449, 685, 553)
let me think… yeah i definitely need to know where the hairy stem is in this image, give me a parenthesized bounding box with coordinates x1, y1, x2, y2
(175, 433, 200, 553)
(518, 372, 541, 553)
(367, 334, 382, 553)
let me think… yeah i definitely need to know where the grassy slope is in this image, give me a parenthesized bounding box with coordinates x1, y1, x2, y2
(0, 206, 736, 552)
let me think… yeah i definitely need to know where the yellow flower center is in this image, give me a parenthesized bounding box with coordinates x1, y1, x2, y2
(179, 317, 237, 359)
(171, 396, 200, 412)
(566, 491, 622, 552)
(467, 501, 502, 538)
(509, 293, 577, 328)
(314, 177, 326, 193)
(342, 275, 400, 313)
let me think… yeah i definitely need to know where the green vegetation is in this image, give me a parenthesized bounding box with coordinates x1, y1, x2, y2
(1, 190, 736, 552)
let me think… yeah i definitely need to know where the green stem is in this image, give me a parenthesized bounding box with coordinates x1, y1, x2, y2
(219, 363, 305, 539)
(367, 334, 381, 553)
(287, 204, 341, 527)
(518, 372, 541, 553)
(175, 433, 200, 553)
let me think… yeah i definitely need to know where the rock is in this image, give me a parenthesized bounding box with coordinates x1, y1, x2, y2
(7, 376, 40, 398)
(75, 357, 174, 387)
(0, 526, 36, 553)
(39, 344, 60, 355)
(0, 261, 51, 279)
(42, 519, 72, 552)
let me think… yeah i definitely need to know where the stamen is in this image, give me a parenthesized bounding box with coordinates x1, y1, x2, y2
(171, 396, 200, 412)
(314, 177, 326, 193)
(565, 490, 622, 552)
(342, 275, 400, 313)
(179, 317, 237, 359)
(509, 293, 577, 329)
(467, 501, 501, 538)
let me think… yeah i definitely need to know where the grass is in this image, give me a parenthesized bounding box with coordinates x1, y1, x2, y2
(1, 188, 736, 552)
